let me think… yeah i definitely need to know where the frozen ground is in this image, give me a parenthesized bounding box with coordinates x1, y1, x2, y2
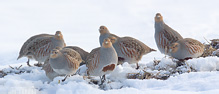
(1, 57, 219, 94)
(0, 0, 219, 94)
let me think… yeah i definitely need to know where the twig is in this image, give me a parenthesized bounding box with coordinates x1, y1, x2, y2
(9, 65, 23, 70)
(16, 65, 23, 70)
(9, 65, 14, 69)
(204, 37, 210, 44)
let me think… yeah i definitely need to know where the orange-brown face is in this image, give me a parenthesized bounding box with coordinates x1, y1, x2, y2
(55, 31, 63, 40)
(102, 38, 112, 48)
(108, 36, 117, 44)
(169, 43, 179, 53)
(99, 26, 109, 34)
(155, 13, 163, 22)
(50, 49, 59, 58)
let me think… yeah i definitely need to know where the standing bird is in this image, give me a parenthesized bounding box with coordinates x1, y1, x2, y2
(65, 46, 89, 66)
(86, 38, 118, 84)
(47, 47, 82, 81)
(109, 36, 156, 69)
(17, 31, 66, 66)
(154, 13, 183, 55)
(99, 26, 119, 46)
(169, 38, 205, 61)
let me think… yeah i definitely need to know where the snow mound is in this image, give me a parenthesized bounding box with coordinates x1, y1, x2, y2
(188, 57, 219, 71)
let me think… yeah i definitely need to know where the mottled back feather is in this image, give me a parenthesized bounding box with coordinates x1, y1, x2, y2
(86, 47, 100, 67)
(64, 46, 89, 62)
(118, 37, 154, 60)
(61, 48, 82, 69)
(86, 47, 100, 74)
(18, 34, 53, 59)
(26, 37, 53, 54)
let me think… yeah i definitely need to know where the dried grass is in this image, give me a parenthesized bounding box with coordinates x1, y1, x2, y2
(201, 39, 218, 57)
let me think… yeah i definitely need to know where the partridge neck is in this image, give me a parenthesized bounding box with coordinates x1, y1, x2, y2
(155, 21, 165, 31)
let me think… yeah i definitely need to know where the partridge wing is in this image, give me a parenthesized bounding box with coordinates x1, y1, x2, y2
(118, 37, 144, 60)
(62, 48, 82, 69)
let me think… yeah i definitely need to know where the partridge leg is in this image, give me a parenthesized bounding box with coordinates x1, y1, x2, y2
(34, 62, 43, 67)
(62, 75, 70, 82)
(72, 69, 80, 76)
(117, 57, 124, 65)
(27, 59, 31, 67)
(164, 46, 168, 58)
(100, 75, 106, 85)
(136, 63, 140, 69)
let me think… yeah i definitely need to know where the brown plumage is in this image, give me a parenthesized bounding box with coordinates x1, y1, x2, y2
(65, 46, 89, 66)
(169, 38, 205, 61)
(44, 47, 82, 81)
(109, 36, 156, 69)
(154, 13, 183, 55)
(17, 31, 66, 66)
(86, 38, 118, 84)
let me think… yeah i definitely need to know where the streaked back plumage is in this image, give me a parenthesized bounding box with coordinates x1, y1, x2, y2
(154, 13, 183, 55)
(65, 46, 89, 65)
(17, 31, 66, 65)
(109, 36, 156, 66)
(18, 34, 53, 59)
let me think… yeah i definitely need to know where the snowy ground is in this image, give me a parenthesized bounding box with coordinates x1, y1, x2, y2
(1, 57, 219, 94)
(0, 0, 219, 94)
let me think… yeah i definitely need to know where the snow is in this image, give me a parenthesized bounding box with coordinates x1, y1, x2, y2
(1, 57, 219, 94)
(188, 57, 219, 71)
(0, 0, 219, 94)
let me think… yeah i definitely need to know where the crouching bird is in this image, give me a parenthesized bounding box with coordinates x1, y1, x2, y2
(169, 38, 205, 66)
(43, 47, 82, 81)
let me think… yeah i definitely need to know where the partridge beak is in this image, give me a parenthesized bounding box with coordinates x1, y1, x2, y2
(105, 41, 109, 44)
(169, 49, 172, 52)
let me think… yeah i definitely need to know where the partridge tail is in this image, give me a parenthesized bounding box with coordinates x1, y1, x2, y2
(17, 54, 23, 60)
(150, 48, 157, 52)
